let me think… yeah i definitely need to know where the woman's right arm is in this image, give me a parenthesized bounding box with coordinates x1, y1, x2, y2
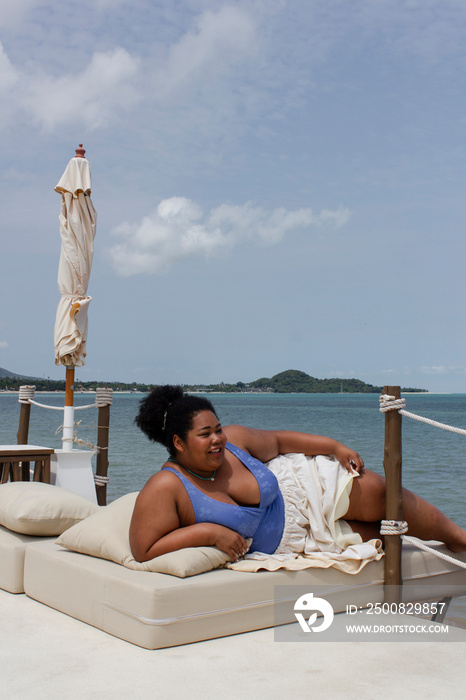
(129, 472, 247, 562)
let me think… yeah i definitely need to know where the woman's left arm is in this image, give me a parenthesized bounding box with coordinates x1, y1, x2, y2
(224, 425, 364, 473)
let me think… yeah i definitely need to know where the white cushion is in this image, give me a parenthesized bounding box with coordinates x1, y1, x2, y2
(56, 492, 231, 577)
(0, 482, 99, 536)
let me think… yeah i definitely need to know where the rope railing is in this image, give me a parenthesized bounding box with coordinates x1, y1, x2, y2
(380, 394, 466, 435)
(19, 386, 113, 412)
(94, 474, 110, 486)
(379, 392, 466, 573)
(17, 385, 112, 504)
(18, 385, 36, 403)
(96, 387, 113, 407)
(380, 519, 466, 570)
(28, 400, 65, 411)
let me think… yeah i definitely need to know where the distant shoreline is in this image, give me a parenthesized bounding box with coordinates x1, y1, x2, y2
(0, 367, 428, 394)
(0, 390, 459, 396)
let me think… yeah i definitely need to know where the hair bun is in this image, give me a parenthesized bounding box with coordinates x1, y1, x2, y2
(135, 385, 217, 456)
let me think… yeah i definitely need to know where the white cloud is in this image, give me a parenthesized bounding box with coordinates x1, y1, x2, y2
(209, 202, 350, 244)
(419, 365, 466, 376)
(0, 341, 9, 349)
(161, 5, 257, 92)
(0, 4, 256, 133)
(0, 42, 20, 128)
(21, 48, 141, 131)
(421, 366, 448, 375)
(0, 37, 141, 131)
(109, 196, 350, 276)
(2, 1, 466, 138)
(0, 43, 19, 91)
(0, 0, 40, 29)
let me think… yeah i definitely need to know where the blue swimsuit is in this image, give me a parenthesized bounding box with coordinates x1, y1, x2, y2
(162, 442, 285, 554)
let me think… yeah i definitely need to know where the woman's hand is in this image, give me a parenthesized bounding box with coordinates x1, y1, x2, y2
(209, 524, 250, 561)
(334, 444, 364, 473)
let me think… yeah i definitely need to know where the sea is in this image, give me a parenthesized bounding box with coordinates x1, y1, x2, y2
(1, 390, 465, 528)
(2, 390, 465, 625)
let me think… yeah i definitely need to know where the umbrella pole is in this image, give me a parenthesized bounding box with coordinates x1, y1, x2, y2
(63, 367, 75, 451)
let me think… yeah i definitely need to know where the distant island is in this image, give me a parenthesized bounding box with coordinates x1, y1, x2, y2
(0, 366, 426, 394)
(184, 369, 425, 393)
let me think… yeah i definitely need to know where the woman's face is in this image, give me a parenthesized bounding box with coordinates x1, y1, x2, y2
(174, 410, 226, 469)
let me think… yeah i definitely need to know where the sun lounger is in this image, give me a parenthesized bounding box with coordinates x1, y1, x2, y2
(22, 537, 466, 649)
(2, 484, 465, 648)
(0, 526, 55, 594)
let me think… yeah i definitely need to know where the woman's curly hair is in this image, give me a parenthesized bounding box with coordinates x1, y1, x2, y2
(135, 385, 218, 456)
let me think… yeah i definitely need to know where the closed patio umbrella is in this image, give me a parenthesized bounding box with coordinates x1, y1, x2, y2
(54, 144, 96, 450)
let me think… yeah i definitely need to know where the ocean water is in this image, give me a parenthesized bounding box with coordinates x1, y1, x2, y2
(0, 391, 465, 528)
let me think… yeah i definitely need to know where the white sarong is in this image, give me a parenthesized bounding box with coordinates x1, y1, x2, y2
(227, 453, 383, 574)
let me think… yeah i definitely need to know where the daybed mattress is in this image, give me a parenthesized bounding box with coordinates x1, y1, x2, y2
(23, 539, 466, 649)
(0, 526, 55, 594)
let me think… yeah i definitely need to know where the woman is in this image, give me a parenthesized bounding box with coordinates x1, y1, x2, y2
(130, 385, 466, 566)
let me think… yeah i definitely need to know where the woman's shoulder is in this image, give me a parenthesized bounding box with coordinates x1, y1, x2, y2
(224, 425, 280, 463)
(224, 424, 250, 445)
(139, 464, 183, 498)
(224, 425, 262, 453)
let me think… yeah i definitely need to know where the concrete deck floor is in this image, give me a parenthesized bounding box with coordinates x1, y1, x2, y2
(2, 589, 465, 700)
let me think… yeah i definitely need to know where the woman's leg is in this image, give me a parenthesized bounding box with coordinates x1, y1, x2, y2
(345, 468, 466, 552)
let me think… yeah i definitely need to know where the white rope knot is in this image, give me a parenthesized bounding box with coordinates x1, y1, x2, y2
(96, 387, 113, 407)
(18, 385, 36, 403)
(379, 522, 466, 569)
(380, 519, 409, 535)
(379, 394, 406, 413)
(94, 474, 110, 486)
(380, 394, 466, 435)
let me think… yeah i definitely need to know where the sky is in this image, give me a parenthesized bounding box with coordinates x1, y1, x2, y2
(1, 0, 466, 392)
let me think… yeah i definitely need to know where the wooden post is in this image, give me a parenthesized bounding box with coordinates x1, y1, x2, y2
(63, 367, 75, 451)
(95, 392, 111, 506)
(65, 367, 75, 407)
(17, 402, 31, 445)
(382, 385, 403, 603)
(17, 387, 33, 480)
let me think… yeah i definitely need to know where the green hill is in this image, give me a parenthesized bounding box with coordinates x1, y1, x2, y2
(0, 367, 24, 379)
(187, 370, 425, 393)
(249, 369, 385, 393)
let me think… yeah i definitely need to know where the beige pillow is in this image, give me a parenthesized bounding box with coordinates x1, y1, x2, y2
(56, 492, 232, 577)
(0, 482, 99, 536)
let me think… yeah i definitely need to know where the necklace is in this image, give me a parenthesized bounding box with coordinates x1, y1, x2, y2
(168, 457, 217, 481)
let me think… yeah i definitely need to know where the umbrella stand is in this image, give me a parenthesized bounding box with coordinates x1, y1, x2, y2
(63, 366, 75, 451)
(49, 145, 98, 501)
(53, 361, 96, 502)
